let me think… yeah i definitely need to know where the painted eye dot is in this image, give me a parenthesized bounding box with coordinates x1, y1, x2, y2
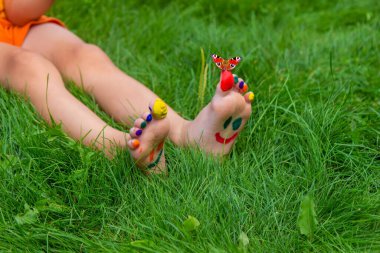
(223, 116, 232, 129)
(217, 62, 221, 66)
(230, 64, 235, 68)
(232, 117, 242, 131)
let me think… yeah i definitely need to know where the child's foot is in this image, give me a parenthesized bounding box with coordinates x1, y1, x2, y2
(127, 98, 170, 174)
(181, 71, 254, 155)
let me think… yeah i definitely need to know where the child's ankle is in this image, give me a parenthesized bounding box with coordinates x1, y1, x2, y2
(168, 119, 190, 146)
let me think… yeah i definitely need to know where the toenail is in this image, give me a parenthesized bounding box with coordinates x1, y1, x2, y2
(146, 114, 153, 122)
(141, 121, 147, 128)
(221, 71, 234, 91)
(233, 74, 239, 83)
(239, 81, 244, 89)
(132, 139, 140, 148)
(151, 98, 168, 119)
(242, 84, 248, 93)
(136, 129, 143, 136)
(248, 92, 255, 102)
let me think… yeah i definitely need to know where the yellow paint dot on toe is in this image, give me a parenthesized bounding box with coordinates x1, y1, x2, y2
(249, 92, 255, 102)
(152, 98, 168, 119)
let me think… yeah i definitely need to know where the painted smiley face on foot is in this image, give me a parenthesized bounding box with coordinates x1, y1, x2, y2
(215, 116, 243, 144)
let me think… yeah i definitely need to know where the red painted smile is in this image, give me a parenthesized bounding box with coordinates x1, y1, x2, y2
(215, 132, 239, 144)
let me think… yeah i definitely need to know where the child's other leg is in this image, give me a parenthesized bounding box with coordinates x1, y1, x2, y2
(0, 42, 128, 152)
(22, 24, 185, 143)
(0, 43, 166, 172)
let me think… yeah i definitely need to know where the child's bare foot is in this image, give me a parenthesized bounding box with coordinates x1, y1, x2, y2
(180, 71, 254, 155)
(127, 98, 170, 174)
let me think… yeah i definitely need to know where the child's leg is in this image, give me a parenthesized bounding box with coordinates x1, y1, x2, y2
(23, 23, 185, 143)
(22, 23, 253, 155)
(0, 43, 168, 172)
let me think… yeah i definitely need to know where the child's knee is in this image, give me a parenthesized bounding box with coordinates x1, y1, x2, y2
(9, 50, 44, 72)
(72, 43, 113, 70)
(5, 49, 64, 92)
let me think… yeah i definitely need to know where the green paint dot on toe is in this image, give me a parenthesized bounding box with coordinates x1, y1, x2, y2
(234, 75, 239, 83)
(141, 121, 147, 129)
(232, 117, 242, 130)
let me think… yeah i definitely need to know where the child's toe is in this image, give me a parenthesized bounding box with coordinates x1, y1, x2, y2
(244, 91, 255, 103)
(127, 139, 140, 150)
(130, 127, 143, 138)
(149, 98, 168, 120)
(232, 74, 249, 94)
(142, 112, 153, 122)
(134, 118, 147, 129)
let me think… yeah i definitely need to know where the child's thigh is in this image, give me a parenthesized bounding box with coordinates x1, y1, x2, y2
(0, 42, 64, 95)
(23, 23, 101, 66)
(22, 23, 114, 81)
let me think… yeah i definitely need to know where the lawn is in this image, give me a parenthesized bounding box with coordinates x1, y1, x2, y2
(0, 0, 379, 252)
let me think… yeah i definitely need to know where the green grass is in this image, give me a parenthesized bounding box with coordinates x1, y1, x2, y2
(1, 0, 379, 252)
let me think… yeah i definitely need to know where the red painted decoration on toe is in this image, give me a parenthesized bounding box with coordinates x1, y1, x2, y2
(215, 132, 239, 144)
(220, 70, 234, 91)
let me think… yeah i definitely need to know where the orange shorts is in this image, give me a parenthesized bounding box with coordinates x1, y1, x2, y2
(0, 16, 65, 47)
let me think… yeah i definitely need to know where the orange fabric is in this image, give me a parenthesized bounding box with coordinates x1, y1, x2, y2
(0, 16, 65, 47)
(0, 0, 5, 19)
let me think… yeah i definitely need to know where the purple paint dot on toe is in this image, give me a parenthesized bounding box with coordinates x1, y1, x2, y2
(146, 114, 153, 122)
(239, 81, 244, 89)
(136, 129, 143, 136)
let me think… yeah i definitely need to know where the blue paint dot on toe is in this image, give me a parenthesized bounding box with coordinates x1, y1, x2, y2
(239, 81, 244, 89)
(146, 114, 153, 122)
(136, 129, 143, 136)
